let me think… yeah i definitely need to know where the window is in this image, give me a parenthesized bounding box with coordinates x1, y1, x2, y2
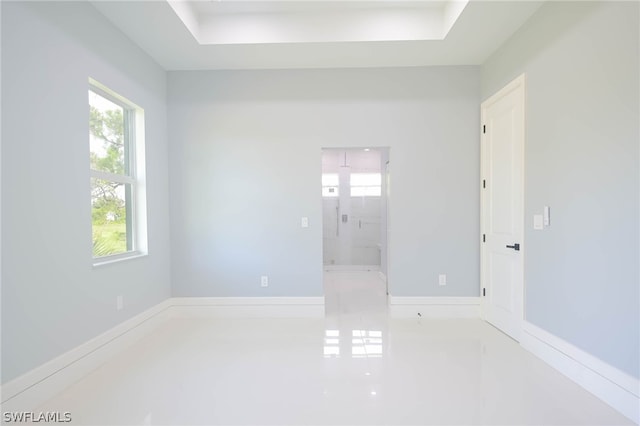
(89, 80, 146, 262)
(350, 173, 381, 197)
(322, 173, 339, 197)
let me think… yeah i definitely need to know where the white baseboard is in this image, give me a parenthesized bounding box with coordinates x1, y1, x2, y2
(169, 297, 325, 318)
(323, 265, 380, 272)
(0, 299, 172, 412)
(388, 296, 480, 318)
(521, 321, 640, 424)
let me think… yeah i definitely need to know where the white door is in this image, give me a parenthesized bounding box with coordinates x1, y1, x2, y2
(481, 75, 525, 341)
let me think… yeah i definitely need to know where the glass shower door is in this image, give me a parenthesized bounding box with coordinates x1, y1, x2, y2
(322, 150, 382, 268)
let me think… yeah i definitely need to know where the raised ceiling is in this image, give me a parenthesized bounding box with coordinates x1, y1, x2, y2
(91, 0, 544, 70)
(169, 0, 466, 44)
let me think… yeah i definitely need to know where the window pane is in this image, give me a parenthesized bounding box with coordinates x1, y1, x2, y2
(91, 178, 132, 257)
(89, 90, 128, 175)
(351, 186, 381, 197)
(322, 173, 339, 186)
(350, 173, 381, 186)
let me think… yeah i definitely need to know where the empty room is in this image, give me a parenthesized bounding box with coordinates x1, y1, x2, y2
(1, 0, 638, 425)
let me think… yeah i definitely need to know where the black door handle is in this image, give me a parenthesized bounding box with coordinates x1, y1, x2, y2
(506, 243, 520, 251)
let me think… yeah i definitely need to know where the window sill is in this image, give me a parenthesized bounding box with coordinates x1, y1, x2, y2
(92, 251, 147, 268)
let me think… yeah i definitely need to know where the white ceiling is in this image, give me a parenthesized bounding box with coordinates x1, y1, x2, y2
(90, 0, 544, 71)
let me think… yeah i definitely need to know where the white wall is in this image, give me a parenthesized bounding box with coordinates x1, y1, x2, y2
(1, 2, 171, 383)
(482, 1, 639, 378)
(168, 67, 480, 298)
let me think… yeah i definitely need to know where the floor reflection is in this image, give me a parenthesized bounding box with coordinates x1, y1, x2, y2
(323, 329, 340, 358)
(352, 329, 383, 358)
(323, 329, 384, 358)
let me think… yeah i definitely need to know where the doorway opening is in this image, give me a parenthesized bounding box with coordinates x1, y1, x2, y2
(321, 148, 390, 314)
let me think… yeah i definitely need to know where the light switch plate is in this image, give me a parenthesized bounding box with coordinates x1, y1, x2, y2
(438, 274, 446, 286)
(543, 206, 550, 226)
(533, 214, 544, 230)
(301, 217, 309, 228)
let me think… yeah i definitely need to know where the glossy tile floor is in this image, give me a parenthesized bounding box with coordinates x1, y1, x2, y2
(36, 271, 632, 425)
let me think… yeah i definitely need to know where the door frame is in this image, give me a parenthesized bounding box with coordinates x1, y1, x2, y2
(480, 74, 526, 339)
(320, 148, 390, 292)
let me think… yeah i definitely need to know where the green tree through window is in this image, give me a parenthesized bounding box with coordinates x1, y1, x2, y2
(89, 88, 134, 258)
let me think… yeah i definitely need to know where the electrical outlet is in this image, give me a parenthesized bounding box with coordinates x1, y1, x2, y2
(438, 274, 447, 286)
(261, 276, 269, 287)
(116, 295, 124, 311)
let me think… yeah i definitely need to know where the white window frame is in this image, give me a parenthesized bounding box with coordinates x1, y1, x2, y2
(89, 78, 147, 266)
